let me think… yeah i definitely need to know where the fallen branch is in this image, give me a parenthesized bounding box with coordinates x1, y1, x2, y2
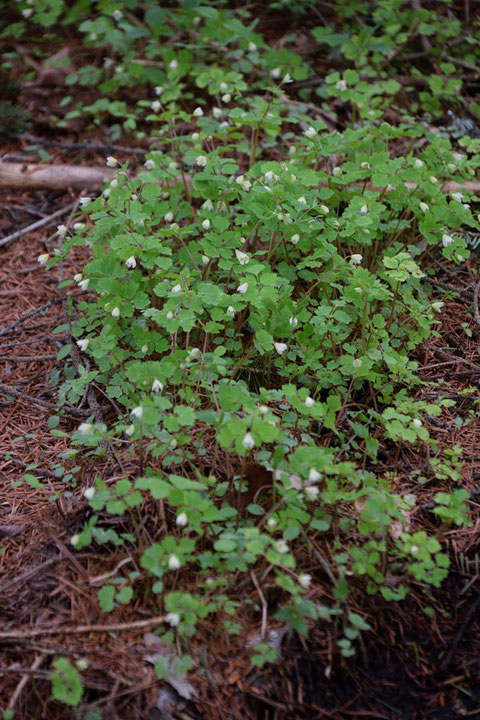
(0, 202, 77, 248)
(0, 615, 167, 641)
(0, 162, 115, 191)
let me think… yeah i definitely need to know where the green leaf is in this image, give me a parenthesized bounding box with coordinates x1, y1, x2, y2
(98, 585, 115, 612)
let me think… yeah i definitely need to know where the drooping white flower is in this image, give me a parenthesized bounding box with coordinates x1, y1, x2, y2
(304, 126, 316, 138)
(57, 224, 67, 236)
(166, 612, 180, 626)
(126, 256, 136, 269)
(212, 107, 222, 119)
(298, 573, 312, 588)
(242, 432, 255, 450)
(248, 41, 257, 52)
(235, 249, 249, 265)
(176, 512, 188, 526)
(71, 534, 79, 547)
(353, 358, 362, 369)
(361, 161, 370, 169)
(154, 86, 163, 96)
(276, 539, 289, 554)
(166, 311, 174, 319)
(226, 305, 235, 317)
(351, 254, 363, 264)
(270, 67, 281, 79)
(141, 345, 148, 353)
(172, 284, 182, 293)
(111, 306, 120, 318)
(78, 422, 92, 434)
(451, 192, 464, 202)
(304, 396, 315, 407)
(442, 234, 454, 247)
(113, 9, 123, 20)
(335, 79, 347, 91)
(414, 158, 424, 168)
(413, 418, 422, 428)
(201, 255, 209, 266)
(164, 212, 174, 222)
(76, 338, 89, 351)
(274, 342, 287, 355)
(78, 278, 90, 291)
(282, 73, 293, 84)
(131, 406, 143, 419)
(237, 282, 248, 294)
(267, 517, 277, 528)
(305, 485, 319, 501)
(110, 178, 118, 189)
(79, 196, 91, 207)
(106, 156, 118, 167)
(84, 487, 95, 500)
(308, 468, 321, 483)
(37, 253, 49, 265)
(152, 379, 163, 393)
(22, 8, 33, 17)
(429, 176, 438, 184)
(221, 93, 231, 103)
(202, 219, 211, 230)
(410, 545, 419, 556)
(196, 155, 207, 167)
(289, 316, 298, 328)
(188, 348, 201, 359)
(151, 100, 161, 112)
(125, 425, 135, 437)
(168, 554, 181, 570)
(432, 301, 444, 312)
(419, 202, 429, 213)
(144, 159, 155, 170)
(193, 107, 204, 117)
(290, 234, 300, 245)
(191, 132, 200, 141)
(169, 59, 178, 70)
(219, 82, 228, 92)
(202, 199, 213, 211)
(298, 196, 307, 205)
(360, 204, 368, 214)
(76, 658, 89, 671)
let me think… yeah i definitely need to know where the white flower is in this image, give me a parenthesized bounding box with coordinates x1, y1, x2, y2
(237, 282, 248, 294)
(410, 545, 419, 556)
(22, 8, 33, 17)
(202, 219, 211, 230)
(276, 539, 289, 554)
(452, 153, 464, 163)
(78, 278, 90, 290)
(103, 188, 110, 199)
(166, 311, 174, 319)
(84, 487, 95, 500)
(283, 73, 293, 84)
(151, 101, 161, 112)
(267, 517, 277, 528)
(419, 202, 429, 212)
(126, 256, 136, 269)
(79, 196, 91, 207)
(144, 159, 155, 170)
(169, 59, 178, 70)
(290, 234, 300, 245)
(305, 486, 319, 501)
(297, 196, 307, 205)
(212, 107, 222, 118)
(442, 234, 454, 247)
(264, 170, 278, 185)
(360, 161, 370, 169)
(235, 175, 245, 186)
(274, 342, 287, 355)
(289, 316, 298, 328)
(219, 82, 228, 92)
(141, 345, 148, 353)
(270, 67, 281, 79)
(176, 512, 188, 526)
(131, 406, 143, 419)
(351, 254, 363, 264)
(196, 155, 207, 167)
(110, 178, 118, 188)
(164, 212, 174, 222)
(168, 554, 181, 570)
(429, 176, 438, 184)
(37, 253, 49, 265)
(360, 204, 368, 214)
(413, 418, 422, 428)
(113, 9, 123, 20)
(193, 107, 204, 117)
(202, 199, 213, 211)
(166, 612, 180, 627)
(57, 224, 67, 236)
(106, 156, 118, 167)
(125, 424, 135, 437)
(221, 93, 231, 103)
(336, 79, 347, 91)
(242, 432, 255, 450)
(172, 284, 182, 293)
(304, 127, 317, 139)
(111, 306, 120, 318)
(248, 41, 257, 51)
(332, 166, 342, 176)
(76, 659, 89, 671)
(235, 249, 249, 265)
(305, 396, 315, 407)
(191, 132, 200, 141)
(188, 348, 201, 359)
(414, 159, 424, 168)
(226, 305, 235, 317)
(298, 573, 312, 588)
(71, 534, 79, 547)
(308, 468, 321, 483)
(320, 205, 329, 214)
(451, 192, 464, 202)
(78, 422, 92, 434)
(432, 301, 444, 312)
(152, 379, 163, 393)
(154, 86, 163, 96)
(353, 358, 362, 369)
(76, 338, 89, 351)
(169, 438, 178, 449)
